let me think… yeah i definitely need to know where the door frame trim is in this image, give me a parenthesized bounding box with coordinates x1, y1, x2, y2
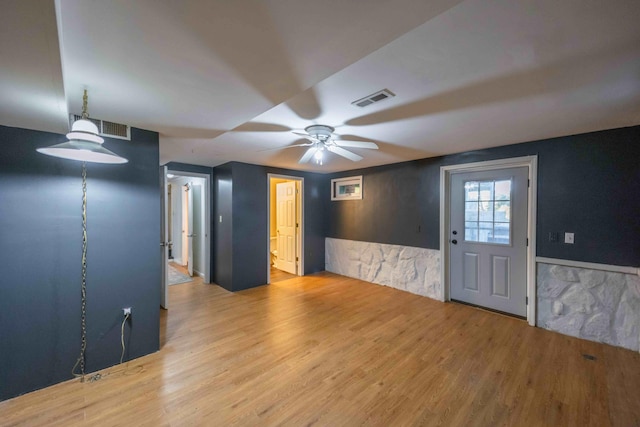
(161, 165, 169, 309)
(440, 156, 538, 325)
(267, 174, 305, 283)
(167, 170, 212, 284)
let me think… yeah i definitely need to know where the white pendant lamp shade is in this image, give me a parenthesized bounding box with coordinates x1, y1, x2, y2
(37, 90, 128, 164)
(67, 119, 105, 143)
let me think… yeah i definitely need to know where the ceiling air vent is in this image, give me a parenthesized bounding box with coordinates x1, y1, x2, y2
(351, 89, 395, 108)
(70, 115, 131, 140)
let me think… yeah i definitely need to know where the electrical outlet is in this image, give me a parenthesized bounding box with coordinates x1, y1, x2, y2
(548, 232, 559, 242)
(123, 307, 132, 316)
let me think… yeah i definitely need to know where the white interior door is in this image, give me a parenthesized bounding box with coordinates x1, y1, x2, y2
(449, 167, 528, 317)
(276, 181, 297, 274)
(160, 165, 169, 309)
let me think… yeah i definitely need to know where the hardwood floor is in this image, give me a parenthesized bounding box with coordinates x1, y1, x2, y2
(270, 265, 297, 283)
(168, 261, 196, 282)
(2, 272, 639, 426)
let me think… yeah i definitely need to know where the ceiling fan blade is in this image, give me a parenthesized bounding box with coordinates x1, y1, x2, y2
(333, 140, 379, 149)
(299, 147, 318, 164)
(258, 142, 312, 152)
(292, 131, 319, 143)
(327, 145, 363, 162)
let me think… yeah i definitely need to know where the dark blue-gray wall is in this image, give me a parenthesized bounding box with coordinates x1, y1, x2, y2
(0, 125, 161, 401)
(212, 162, 326, 291)
(213, 163, 233, 289)
(326, 125, 640, 267)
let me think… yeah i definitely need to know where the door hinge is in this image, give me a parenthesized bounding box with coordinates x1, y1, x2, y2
(296, 256, 299, 261)
(526, 238, 529, 246)
(296, 223, 299, 228)
(527, 179, 530, 188)
(526, 296, 529, 305)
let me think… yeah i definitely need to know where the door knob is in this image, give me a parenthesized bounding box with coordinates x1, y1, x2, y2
(452, 230, 458, 235)
(452, 239, 458, 244)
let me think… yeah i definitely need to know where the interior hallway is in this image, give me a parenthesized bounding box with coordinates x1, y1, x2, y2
(2, 273, 639, 425)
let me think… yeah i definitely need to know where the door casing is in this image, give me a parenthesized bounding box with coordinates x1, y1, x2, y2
(161, 165, 169, 309)
(267, 174, 304, 283)
(275, 181, 298, 274)
(181, 184, 191, 272)
(166, 170, 211, 283)
(440, 156, 538, 325)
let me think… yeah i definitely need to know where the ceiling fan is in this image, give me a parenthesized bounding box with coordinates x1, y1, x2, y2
(286, 125, 379, 165)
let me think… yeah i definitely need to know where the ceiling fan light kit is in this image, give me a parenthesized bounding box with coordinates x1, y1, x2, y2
(287, 124, 379, 165)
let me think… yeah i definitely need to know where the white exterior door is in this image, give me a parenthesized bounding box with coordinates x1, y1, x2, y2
(276, 181, 297, 274)
(449, 167, 528, 317)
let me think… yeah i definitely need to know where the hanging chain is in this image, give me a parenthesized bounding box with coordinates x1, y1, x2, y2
(72, 162, 88, 382)
(81, 89, 89, 120)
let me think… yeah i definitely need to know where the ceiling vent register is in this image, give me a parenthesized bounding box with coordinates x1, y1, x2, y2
(351, 89, 395, 108)
(70, 115, 131, 140)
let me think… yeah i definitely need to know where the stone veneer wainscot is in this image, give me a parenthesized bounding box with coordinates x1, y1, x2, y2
(537, 263, 640, 351)
(325, 238, 441, 301)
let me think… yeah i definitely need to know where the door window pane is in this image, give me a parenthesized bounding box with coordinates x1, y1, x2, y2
(464, 181, 479, 199)
(495, 180, 511, 199)
(465, 202, 478, 221)
(494, 200, 510, 222)
(478, 201, 494, 221)
(479, 182, 494, 201)
(463, 179, 512, 245)
(493, 222, 510, 244)
(478, 222, 493, 242)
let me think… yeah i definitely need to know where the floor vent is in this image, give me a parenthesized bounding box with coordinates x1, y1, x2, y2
(70, 115, 131, 140)
(351, 89, 395, 108)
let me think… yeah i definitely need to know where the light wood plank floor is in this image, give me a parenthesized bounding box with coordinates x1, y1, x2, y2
(270, 266, 297, 283)
(169, 261, 197, 285)
(2, 272, 639, 426)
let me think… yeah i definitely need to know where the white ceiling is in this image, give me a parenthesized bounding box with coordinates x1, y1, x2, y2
(2, 0, 639, 173)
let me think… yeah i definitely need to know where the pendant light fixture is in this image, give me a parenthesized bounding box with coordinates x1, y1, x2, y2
(37, 90, 128, 164)
(37, 89, 128, 382)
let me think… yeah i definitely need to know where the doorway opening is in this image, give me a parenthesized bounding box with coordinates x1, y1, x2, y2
(267, 174, 304, 284)
(161, 168, 211, 309)
(440, 156, 537, 325)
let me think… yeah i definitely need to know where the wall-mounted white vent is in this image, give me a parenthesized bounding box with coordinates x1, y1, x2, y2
(351, 89, 395, 108)
(70, 115, 131, 140)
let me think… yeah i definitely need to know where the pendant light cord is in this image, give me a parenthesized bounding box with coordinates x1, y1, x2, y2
(72, 162, 88, 382)
(120, 313, 130, 364)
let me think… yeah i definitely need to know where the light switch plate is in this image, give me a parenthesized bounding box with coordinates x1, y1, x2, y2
(564, 232, 574, 244)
